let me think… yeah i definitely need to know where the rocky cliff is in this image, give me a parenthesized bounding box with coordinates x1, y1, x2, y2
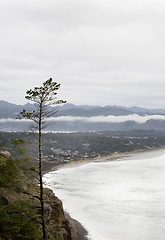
(0, 152, 80, 240)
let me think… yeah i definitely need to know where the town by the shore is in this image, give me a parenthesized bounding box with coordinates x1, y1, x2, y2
(44, 147, 165, 174)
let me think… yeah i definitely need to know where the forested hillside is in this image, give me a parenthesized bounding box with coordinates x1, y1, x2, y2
(1, 130, 165, 167)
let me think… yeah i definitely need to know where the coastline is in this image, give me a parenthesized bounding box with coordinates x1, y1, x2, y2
(43, 147, 165, 175)
(43, 147, 165, 240)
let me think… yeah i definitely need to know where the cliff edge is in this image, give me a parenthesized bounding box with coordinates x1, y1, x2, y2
(0, 152, 80, 240)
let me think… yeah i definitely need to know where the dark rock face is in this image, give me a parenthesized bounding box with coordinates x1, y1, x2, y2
(44, 188, 74, 240)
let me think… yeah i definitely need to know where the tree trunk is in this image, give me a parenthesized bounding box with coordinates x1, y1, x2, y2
(39, 105, 47, 240)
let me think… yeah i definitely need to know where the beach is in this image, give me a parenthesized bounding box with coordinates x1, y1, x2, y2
(44, 148, 165, 240)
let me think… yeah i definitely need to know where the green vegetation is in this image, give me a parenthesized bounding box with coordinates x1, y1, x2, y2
(0, 153, 42, 239)
(0, 200, 41, 240)
(0, 154, 21, 190)
(0, 151, 74, 240)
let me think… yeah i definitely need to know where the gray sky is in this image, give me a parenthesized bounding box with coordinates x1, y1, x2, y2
(0, 0, 165, 108)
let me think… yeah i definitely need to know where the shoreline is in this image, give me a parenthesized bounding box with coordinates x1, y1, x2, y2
(43, 147, 165, 240)
(43, 147, 165, 175)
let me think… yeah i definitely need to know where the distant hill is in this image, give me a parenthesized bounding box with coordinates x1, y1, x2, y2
(0, 100, 36, 118)
(1, 100, 165, 118)
(1, 100, 165, 131)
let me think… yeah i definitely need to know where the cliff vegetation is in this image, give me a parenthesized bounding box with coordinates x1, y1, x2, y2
(0, 152, 77, 240)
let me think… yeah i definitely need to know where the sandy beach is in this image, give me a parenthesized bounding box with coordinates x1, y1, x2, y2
(44, 147, 164, 174)
(43, 147, 165, 240)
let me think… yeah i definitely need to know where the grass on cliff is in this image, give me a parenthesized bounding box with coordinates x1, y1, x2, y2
(0, 153, 42, 239)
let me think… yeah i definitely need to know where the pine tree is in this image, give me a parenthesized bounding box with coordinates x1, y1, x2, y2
(19, 78, 66, 239)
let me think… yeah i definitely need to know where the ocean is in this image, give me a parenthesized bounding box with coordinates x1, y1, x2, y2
(43, 149, 165, 240)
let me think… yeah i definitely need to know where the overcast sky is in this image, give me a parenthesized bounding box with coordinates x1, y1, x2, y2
(0, 0, 165, 108)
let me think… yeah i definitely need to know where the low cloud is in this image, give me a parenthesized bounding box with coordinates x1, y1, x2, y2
(0, 118, 30, 123)
(1, 114, 165, 124)
(52, 114, 165, 124)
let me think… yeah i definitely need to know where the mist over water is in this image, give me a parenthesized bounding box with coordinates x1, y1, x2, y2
(44, 150, 165, 240)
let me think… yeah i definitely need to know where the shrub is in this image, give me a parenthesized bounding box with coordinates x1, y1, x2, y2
(0, 200, 42, 239)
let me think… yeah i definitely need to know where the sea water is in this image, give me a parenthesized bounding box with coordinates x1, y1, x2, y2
(43, 149, 165, 240)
